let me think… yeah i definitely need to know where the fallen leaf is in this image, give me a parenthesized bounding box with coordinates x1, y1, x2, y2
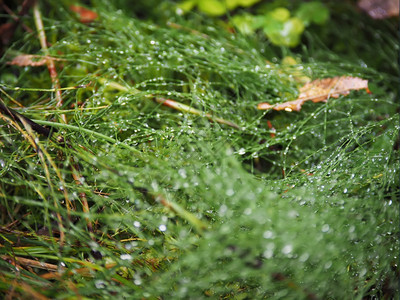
(257, 76, 370, 112)
(8, 54, 64, 67)
(69, 5, 98, 23)
(358, 0, 399, 19)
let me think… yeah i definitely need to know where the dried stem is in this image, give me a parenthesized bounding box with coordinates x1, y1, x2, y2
(33, 2, 66, 123)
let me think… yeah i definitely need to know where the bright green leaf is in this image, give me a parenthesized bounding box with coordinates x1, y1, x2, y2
(287, 17, 305, 34)
(295, 1, 329, 25)
(264, 17, 304, 47)
(251, 15, 270, 29)
(268, 7, 290, 22)
(281, 56, 298, 65)
(178, 0, 197, 12)
(236, 0, 262, 8)
(231, 14, 255, 35)
(226, 0, 240, 10)
(226, 0, 261, 10)
(262, 18, 284, 34)
(197, 0, 227, 16)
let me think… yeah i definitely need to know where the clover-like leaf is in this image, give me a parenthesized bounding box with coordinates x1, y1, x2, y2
(197, 0, 226, 16)
(295, 2, 329, 25)
(264, 17, 304, 47)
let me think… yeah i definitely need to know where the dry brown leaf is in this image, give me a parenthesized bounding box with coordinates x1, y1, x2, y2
(69, 5, 99, 23)
(358, 0, 399, 19)
(257, 76, 370, 112)
(8, 54, 64, 67)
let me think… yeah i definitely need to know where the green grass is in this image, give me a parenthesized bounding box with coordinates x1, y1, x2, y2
(0, 0, 398, 298)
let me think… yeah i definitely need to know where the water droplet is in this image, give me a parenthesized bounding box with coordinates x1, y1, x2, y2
(176, 7, 184, 15)
(263, 230, 274, 239)
(263, 249, 274, 259)
(288, 210, 299, 218)
(120, 254, 132, 260)
(134, 221, 141, 228)
(178, 168, 187, 178)
(282, 244, 293, 255)
(95, 280, 106, 289)
(322, 224, 330, 232)
(324, 261, 332, 269)
(219, 204, 228, 216)
(159, 224, 167, 232)
(226, 189, 234, 196)
(244, 208, 252, 215)
(299, 253, 309, 262)
(238, 148, 245, 155)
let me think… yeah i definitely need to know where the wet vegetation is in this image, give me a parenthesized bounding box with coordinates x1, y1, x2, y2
(0, 0, 398, 298)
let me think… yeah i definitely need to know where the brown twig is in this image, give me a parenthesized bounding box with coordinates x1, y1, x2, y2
(98, 78, 240, 129)
(1, 255, 59, 272)
(33, 2, 66, 123)
(155, 97, 240, 129)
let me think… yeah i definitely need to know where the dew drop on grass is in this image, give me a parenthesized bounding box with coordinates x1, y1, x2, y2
(263, 230, 274, 239)
(219, 204, 228, 216)
(282, 244, 293, 255)
(244, 208, 252, 215)
(120, 254, 132, 260)
(238, 148, 245, 155)
(324, 261, 332, 269)
(322, 224, 330, 233)
(95, 280, 106, 289)
(263, 249, 274, 259)
(299, 253, 309, 262)
(226, 189, 234, 196)
(159, 224, 167, 232)
(178, 168, 187, 178)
